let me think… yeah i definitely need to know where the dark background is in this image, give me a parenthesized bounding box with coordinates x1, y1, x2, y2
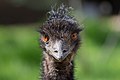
(0, 0, 120, 24)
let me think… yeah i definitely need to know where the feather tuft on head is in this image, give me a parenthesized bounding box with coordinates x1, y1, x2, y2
(39, 4, 82, 39)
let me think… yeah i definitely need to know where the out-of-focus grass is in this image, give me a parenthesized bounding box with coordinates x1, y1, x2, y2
(75, 38, 120, 80)
(0, 25, 42, 80)
(75, 18, 120, 80)
(0, 18, 120, 80)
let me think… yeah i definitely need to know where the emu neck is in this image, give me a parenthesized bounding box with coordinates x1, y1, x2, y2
(42, 51, 74, 80)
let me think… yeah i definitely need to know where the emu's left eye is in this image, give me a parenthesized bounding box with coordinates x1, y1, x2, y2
(41, 35, 49, 42)
(71, 33, 77, 40)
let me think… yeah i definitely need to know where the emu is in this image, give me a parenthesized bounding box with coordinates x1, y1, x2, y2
(38, 4, 82, 80)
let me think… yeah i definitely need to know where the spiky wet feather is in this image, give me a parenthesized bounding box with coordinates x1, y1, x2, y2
(39, 4, 82, 38)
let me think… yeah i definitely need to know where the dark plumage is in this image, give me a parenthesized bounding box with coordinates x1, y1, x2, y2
(38, 4, 82, 80)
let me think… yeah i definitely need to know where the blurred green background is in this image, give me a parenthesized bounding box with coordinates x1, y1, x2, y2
(0, 0, 120, 80)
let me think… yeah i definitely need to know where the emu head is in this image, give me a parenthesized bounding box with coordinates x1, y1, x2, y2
(39, 5, 82, 62)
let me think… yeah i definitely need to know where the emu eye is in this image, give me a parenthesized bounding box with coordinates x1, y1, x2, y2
(41, 35, 49, 42)
(71, 33, 77, 40)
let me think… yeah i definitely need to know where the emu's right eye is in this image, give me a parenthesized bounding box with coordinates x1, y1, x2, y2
(41, 35, 49, 42)
(71, 33, 77, 40)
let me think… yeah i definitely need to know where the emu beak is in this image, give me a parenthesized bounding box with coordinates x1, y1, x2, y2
(51, 40, 68, 62)
(55, 52, 63, 61)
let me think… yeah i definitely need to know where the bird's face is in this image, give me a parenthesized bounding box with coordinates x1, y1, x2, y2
(39, 4, 82, 62)
(40, 31, 80, 62)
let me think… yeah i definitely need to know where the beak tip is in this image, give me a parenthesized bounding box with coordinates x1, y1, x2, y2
(56, 57, 63, 62)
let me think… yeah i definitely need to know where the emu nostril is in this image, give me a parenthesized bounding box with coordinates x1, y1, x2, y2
(63, 50, 67, 53)
(54, 50, 58, 53)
